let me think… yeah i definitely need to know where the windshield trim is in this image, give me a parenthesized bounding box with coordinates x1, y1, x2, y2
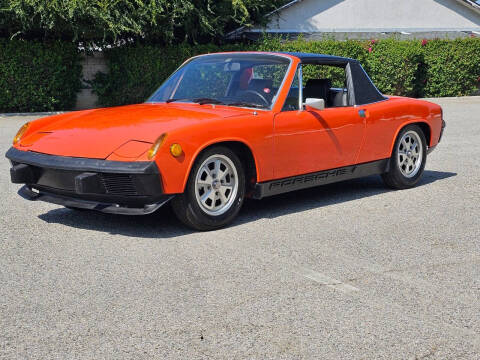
(146, 52, 293, 112)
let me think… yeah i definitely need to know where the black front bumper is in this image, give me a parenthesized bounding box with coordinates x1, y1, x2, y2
(6, 147, 174, 215)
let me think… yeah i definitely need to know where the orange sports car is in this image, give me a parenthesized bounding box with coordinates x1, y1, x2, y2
(6, 52, 445, 230)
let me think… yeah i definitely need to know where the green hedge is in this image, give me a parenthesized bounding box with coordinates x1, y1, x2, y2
(91, 43, 252, 107)
(1, 37, 479, 112)
(0, 40, 82, 112)
(423, 39, 480, 97)
(365, 39, 426, 98)
(92, 37, 480, 107)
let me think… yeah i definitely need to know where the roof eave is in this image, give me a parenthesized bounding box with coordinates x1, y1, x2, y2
(455, 0, 480, 15)
(226, 0, 480, 39)
(225, 0, 304, 39)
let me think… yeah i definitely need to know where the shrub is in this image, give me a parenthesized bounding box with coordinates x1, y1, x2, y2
(1, 0, 287, 45)
(88, 37, 480, 107)
(422, 38, 480, 97)
(365, 39, 426, 98)
(258, 37, 369, 87)
(0, 39, 81, 112)
(4, 37, 476, 111)
(91, 43, 251, 107)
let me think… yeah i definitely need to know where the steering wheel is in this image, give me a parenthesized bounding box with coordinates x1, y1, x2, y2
(241, 90, 270, 106)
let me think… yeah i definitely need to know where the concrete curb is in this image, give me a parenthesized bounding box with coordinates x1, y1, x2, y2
(423, 95, 480, 102)
(0, 112, 66, 117)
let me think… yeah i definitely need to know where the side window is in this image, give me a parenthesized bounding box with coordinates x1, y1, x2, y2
(302, 64, 349, 108)
(281, 68, 300, 111)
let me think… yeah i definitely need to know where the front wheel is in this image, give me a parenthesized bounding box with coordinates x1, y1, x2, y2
(382, 124, 427, 189)
(171, 146, 245, 231)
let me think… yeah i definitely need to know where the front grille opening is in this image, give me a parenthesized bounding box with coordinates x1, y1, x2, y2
(100, 174, 138, 196)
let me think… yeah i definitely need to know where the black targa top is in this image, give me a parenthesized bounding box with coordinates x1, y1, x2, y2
(279, 52, 386, 106)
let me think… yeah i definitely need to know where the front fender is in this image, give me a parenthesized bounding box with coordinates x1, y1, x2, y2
(151, 113, 274, 194)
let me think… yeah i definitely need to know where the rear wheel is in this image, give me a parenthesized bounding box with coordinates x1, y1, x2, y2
(172, 146, 245, 231)
(382, 124, 427, 189)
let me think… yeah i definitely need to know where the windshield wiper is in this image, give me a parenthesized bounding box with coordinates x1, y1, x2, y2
(192, 98, 224, 105)
(167, 98, 265, 107)
(166, 98, 188, 103)
(227, 102, 268, 109)
(166, 97, 224, 105)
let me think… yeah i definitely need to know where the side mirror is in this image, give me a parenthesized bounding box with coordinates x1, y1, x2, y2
(303, 98, 325, 111)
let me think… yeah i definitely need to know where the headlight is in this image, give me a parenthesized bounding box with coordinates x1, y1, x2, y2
(147, 133, 167, 159)
(13, 122, 30, 145)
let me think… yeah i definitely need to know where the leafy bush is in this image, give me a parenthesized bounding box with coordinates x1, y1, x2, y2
(0, 39, 81, 112)
(91, 43, 251, 107)
(2, 37, 478, 112)
(257, 37, 368, 88)
(422, 38, 480, 97)
(0, 0, 287, 45)
(365, 39, 426, 98)
(92, 37, 480, 107)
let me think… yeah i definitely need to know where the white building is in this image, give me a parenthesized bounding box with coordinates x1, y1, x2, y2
(227, 0, 480, 40)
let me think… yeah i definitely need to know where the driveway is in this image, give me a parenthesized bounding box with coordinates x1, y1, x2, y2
(1, 97, 479, 359)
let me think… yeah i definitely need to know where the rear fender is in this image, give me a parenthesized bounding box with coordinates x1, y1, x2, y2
(388, 120, 433, 157)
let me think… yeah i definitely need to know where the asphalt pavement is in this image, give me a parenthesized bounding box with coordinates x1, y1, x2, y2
(1, 97, 479, 359)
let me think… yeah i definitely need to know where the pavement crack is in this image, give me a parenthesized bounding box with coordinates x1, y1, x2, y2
(297, 267, 360, 294)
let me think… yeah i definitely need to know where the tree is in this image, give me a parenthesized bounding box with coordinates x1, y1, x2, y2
(0, 0, 287, 44)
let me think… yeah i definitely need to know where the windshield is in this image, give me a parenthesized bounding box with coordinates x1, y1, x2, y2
(147, 53, 290, 109)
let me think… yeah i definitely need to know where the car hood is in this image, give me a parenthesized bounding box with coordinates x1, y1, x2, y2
(19, 103, 249, 159)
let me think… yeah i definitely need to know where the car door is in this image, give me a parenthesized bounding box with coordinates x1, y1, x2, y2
(273, 107, 365, 179)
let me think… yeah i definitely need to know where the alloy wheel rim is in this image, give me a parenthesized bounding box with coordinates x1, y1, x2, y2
(194, 155, 238, 216)
(397, 130, 423, 178)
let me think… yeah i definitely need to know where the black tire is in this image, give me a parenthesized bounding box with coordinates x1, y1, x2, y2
(171, 146, 245, 231)
(382, 124, 427, 189)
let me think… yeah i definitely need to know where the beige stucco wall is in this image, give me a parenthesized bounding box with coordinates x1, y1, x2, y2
(258, 0, 480, 32)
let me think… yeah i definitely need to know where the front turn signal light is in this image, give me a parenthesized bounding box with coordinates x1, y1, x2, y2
(170, 143, 183, 157)
(147, 133, 167, 159)
(13, 122, 30, 145)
